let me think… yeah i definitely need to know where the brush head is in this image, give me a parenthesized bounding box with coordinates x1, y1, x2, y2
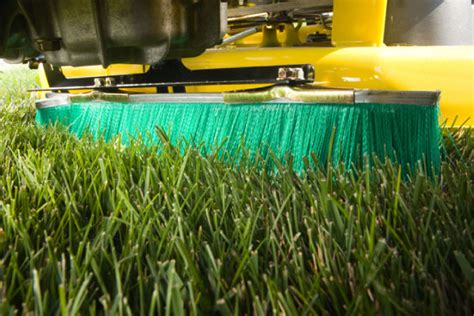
(36, 88, 441, 174)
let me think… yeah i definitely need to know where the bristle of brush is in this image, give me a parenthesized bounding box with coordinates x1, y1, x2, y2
(36, 101, 440, 173)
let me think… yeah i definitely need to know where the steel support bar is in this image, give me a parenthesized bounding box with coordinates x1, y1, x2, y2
(32, 62, 315, 92)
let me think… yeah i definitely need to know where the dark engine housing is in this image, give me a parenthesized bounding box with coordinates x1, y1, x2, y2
(0, 0, 226, 66)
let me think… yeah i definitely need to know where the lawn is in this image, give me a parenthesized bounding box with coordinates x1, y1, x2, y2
(0, 68, 472, 315)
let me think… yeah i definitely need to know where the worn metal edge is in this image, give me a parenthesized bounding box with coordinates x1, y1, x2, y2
(355, 90, 440, 106)
(36, 89, 440, 109)
(35, 94, 71, 109)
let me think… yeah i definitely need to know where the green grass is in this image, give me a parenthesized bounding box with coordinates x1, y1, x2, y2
(0, 69, 473, 315)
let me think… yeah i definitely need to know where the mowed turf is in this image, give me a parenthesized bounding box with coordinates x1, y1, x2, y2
(0, 69, 472, 315)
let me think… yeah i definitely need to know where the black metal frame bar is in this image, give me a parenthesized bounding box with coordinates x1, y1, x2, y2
(32, 60, 315, 93)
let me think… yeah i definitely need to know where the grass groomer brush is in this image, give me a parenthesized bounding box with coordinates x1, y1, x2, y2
(36, 87, 441, 172)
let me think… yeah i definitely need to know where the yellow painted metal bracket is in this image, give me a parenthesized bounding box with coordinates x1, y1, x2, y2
(183, 46, 474, 126)
(61, 64, 149, 78)
(332, 0, 387, 47)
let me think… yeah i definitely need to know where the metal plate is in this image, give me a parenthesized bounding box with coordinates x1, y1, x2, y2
(354, 90, 440, 106)
(36, 89, 440, 109)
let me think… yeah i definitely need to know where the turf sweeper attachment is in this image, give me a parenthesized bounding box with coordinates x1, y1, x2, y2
(35, 87, 441, 172)
(2, 0, 472, 173)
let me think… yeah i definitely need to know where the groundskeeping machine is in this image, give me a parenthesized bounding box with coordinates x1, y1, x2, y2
(0, 0, 472, 172)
